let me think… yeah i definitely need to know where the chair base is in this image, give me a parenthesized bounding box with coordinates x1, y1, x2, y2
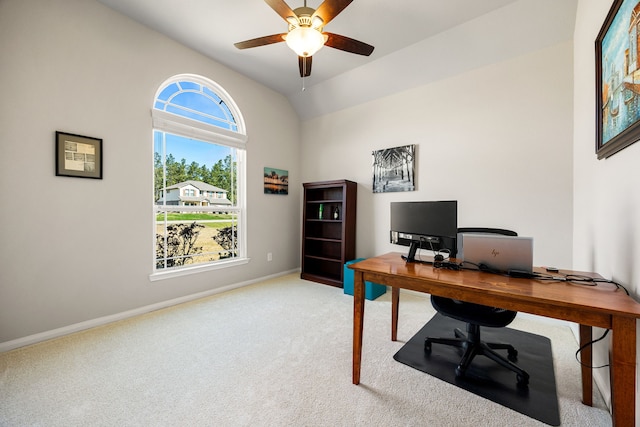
(425, 323, 530, 387)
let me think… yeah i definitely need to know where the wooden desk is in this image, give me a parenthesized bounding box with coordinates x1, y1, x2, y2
(349, 252, 640, 427)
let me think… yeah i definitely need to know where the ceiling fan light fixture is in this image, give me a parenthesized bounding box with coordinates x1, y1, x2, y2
(234, 0, 375, 78)
(285, 26, 326, 57)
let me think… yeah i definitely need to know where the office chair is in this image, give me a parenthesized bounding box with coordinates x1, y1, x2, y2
(424, 227, 530, 387)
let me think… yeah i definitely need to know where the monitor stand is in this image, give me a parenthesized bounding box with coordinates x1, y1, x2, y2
(404, 241, 419, 262)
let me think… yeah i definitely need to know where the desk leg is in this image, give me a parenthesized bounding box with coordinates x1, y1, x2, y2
(391, 286, 399, 341)
(579, 324, 593, 406)
(352, 270, 365, 385)
(610, 316, 636, 427)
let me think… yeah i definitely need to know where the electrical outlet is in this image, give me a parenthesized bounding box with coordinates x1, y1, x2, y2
(267, 252, 272, 262)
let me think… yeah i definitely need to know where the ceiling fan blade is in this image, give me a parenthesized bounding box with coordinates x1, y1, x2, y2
(324, 32, 374, 56)
(298, 56, 312, 77)
(264, 0, 296, 22)
(234, 34, 287, 50)
(313, 0, 353, 26)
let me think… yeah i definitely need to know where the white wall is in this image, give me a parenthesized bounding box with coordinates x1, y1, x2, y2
(0, 0, 301, 345)
(574, 0, 640, 414)
(301, 42, 574, 269)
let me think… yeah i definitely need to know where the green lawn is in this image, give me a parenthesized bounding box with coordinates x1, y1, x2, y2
(156, 213, 233, 221)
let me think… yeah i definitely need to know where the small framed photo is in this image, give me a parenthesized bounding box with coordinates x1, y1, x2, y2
(55, 131, 103, 179)
(263, 167, 288, 195)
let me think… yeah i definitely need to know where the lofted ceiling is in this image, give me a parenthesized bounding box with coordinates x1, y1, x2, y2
(95, 0, 576, 119)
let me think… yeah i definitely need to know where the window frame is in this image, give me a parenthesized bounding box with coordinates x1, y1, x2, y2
(150, 74, 248, 281)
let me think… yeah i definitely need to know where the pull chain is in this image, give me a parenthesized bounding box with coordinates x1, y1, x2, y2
(300, 2, 308, 91)
(301, 57, 307, 91)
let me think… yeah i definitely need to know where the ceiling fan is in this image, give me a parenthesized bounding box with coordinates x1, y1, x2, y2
(234, 0, 374, 78)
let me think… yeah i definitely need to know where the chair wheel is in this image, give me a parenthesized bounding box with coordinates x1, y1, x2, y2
(455, 366, 465, 378)
(424, 341, 432, 352)
(517, 374, 529, 387)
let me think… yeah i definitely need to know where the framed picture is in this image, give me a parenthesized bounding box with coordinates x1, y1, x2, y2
(263, 167, 288, 195)
(55, 131, 103, 179)
(596, 0, 640, 159)
(372, 144, 416, 193)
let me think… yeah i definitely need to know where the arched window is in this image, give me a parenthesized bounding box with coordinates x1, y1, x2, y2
(151, 74, 247, 279)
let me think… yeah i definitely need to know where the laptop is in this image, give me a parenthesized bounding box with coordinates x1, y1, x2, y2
(460, 234, 533, 275)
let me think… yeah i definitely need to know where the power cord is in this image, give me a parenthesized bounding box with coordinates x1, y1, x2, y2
(575, 329, 610, 369)
(457, 261, 505, 275)
(533, 273, 629, 295)
(433, 260, 461, 270)
(454, 263, 630, 295)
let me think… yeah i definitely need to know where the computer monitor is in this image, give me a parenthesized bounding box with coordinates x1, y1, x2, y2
(390, 200, 458, 262)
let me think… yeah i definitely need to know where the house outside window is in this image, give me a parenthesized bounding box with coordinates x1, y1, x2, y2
(151, 74, 248, 280)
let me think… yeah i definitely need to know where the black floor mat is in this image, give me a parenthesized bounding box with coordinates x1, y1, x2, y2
(393, 313, 560, 426)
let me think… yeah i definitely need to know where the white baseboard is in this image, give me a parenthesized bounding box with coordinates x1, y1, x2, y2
(0, 269, 299, 353)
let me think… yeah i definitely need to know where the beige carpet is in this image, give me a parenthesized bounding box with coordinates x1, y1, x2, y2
(0, 274, 611, 426)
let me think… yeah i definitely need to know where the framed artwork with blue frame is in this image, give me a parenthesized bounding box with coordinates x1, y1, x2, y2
(596, 0, 640, 159)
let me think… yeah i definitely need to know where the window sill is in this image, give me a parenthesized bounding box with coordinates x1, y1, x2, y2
(149, 257, 250, 282)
